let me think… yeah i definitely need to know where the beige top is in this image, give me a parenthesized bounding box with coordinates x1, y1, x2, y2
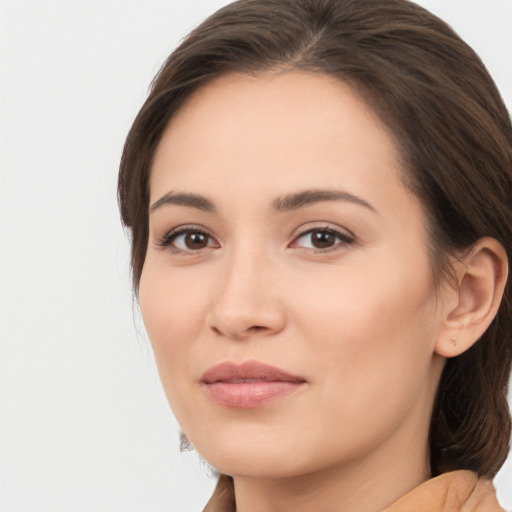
(384, 470, 504, 512)
(203, 471, 505, 511)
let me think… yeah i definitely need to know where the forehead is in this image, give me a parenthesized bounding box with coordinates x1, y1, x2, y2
(150, 71, 413, 216)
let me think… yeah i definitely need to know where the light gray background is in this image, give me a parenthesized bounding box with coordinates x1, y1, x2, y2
(1, 1, 511, 510)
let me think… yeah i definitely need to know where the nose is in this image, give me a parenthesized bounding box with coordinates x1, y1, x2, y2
(205, 249, 286, 340)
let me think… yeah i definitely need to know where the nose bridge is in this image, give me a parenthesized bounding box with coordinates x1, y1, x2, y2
(207, 240, 284, 338)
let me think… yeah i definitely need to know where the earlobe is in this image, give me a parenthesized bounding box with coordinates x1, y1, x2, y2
(435, 237, 508, 358)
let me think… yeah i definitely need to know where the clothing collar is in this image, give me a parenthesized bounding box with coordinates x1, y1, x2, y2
(384, 470, 503, 512)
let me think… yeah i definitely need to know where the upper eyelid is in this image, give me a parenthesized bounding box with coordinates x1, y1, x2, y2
(291, 223, 355, 240)
(288, 225, 356, 252)
(161, 223, 214, 237)
(156, 224, 218, 247)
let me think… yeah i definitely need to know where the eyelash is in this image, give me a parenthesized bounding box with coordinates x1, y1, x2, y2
(156, 225, 355, 254)
(156, 226, 217, 254)
(290, 226, 355, 252)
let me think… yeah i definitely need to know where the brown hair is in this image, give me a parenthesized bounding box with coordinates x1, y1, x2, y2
(118, 0, 512, 508)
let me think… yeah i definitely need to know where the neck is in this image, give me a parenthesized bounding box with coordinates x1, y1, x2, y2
(232, 425, 431, 512)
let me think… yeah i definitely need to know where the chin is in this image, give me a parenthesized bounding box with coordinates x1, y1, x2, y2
(188, 428, 313, 479)
(207, 452, 310, 480)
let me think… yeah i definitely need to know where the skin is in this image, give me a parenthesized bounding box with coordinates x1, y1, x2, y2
(139, 71, 504, 512)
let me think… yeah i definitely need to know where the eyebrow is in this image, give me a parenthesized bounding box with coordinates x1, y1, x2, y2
(149, 188, 376, 215)
(271, 189, 377, 213)
(150, 192, 216, 213)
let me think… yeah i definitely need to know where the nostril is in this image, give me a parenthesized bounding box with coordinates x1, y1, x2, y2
(210, 324, 268, 338)
(211, 326, 223, 336)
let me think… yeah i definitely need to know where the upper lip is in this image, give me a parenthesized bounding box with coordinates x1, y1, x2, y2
(201, 360, 306, 384)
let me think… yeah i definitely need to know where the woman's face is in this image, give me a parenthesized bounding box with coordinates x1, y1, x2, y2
(140, 71, 447, 479)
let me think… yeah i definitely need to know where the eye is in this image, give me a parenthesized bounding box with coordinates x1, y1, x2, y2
(291, 227, 354, 251)
(157, 227, 219, 253)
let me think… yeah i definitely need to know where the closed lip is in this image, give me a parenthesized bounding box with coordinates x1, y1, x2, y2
(201, 360, 306, 384)
(201, 360, 307, 408)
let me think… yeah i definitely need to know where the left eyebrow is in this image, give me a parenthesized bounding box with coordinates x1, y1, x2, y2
(271, 189, 377, 214)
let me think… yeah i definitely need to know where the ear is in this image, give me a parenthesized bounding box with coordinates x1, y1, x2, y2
(435, 237, 508, 358)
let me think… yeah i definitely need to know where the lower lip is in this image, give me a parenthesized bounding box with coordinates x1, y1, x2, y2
(204, 381, 305, 408)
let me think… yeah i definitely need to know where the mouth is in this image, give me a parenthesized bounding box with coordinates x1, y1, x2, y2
(201, 360, 307, 409)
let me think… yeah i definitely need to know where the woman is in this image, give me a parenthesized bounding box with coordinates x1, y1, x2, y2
(118, 0, 512, 510)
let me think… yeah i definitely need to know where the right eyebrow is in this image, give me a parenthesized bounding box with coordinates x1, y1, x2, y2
(149, 192, 216, 213)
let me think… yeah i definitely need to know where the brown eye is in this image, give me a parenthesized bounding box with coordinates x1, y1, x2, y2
(310, 230, 337, 249)
(159, 228, 218, 252)
(184, 232, 209, 249)
(292, 227, 354, 251)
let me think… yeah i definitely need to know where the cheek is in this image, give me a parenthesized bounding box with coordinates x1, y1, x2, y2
(138, 263, 210, 391)
(140, 258, 210, 334)
(280, 258, 440, 459)
(292, 252, 438, 394)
